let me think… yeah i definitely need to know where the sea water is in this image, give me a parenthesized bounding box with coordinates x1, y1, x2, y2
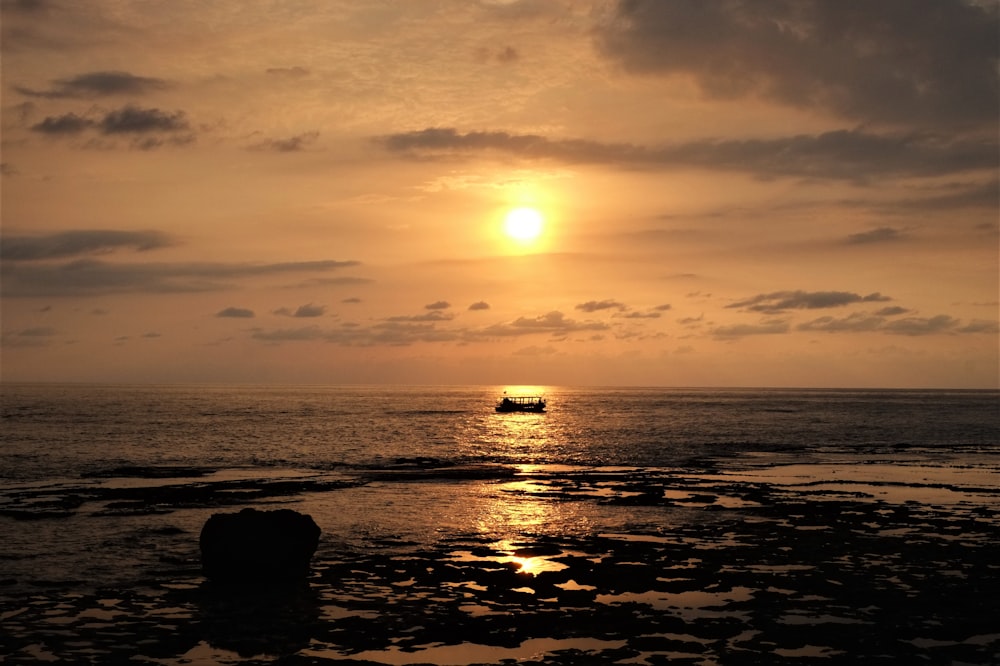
(2, 384, 999, 664)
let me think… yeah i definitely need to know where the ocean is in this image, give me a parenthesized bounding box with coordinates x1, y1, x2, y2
(2, 384, 999, 664)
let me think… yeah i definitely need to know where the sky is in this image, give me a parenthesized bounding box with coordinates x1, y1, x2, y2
(1, 0, 998, 388)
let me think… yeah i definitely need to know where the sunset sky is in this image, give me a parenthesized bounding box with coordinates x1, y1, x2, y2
(2, 0, 998, 388)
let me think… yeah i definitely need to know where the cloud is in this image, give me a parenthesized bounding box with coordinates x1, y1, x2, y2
(342, 297, 362, 304)
(250, 309, 612, 348)
(846, 227, 905, 245)
(1, 326, 59, 348)
(619, 311, 661, 319)
(266, 66, 309, 77)
(2, 258, 362, 297)
(293, 303, 326, 318)
(653, 304, 672, 311)
(575, 299, 627, 313)
(475, 311, 609, 338)
(378, 127, 997, 181)
(958, 320, 1000, 334)
(424, 300, 451, 310)
(99, 105, 188, 134)
(15, 71, 169, 98)
(2, 230, 173, 260)
(30, 105, 194, 148)
(386, 311, 454, 322)
(595, 0, 999, 129)
(30, 112, 94, 134)
(727, 290, 891, 314)
(252, 321, 461, 347)
(882, 315, 960, 336)
(875, 306, 911, 317)
(798, 313, 885, 333)
(468, 301, 490, 311)
(217, 307, 255, 318)
(513, 345, 557, 356)
(798, 312, 995, 336)
(712, 319, 790, 339)
(248, 131, 319, 152)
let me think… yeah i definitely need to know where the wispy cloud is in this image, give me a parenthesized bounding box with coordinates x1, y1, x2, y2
(378, 128, 997, 181)
(727, 291, 891, 314)
(2, 230, 173, 260)
(712, 319, 790, 339)
(846, 227, 905, 245)
(15, 71, 169, 98)
(3, 259, 362, 297)
(247, 131, 319, 152)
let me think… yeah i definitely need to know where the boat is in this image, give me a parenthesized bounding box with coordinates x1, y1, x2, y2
(495, 395, 546, 413)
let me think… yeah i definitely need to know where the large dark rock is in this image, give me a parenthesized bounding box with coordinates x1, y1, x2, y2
(199, 508, 320, 585)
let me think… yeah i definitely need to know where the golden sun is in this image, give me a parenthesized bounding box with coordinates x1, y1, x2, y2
(503, 207, 544, 242)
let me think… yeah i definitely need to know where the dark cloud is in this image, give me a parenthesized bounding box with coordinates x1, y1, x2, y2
(293, 304, 326, 318)
(342, 297, 362, 304)
(1, 162, 18, 175)
(2, 230, 173, 260)
(846, 227, 905, 245)
(248, 131, 319, 152)
(875, 306, 911, 317)
(424, 300, 451, 310)
(4, 0, 48, 13)
(15, 71, 169, 98)
(31, 112, 94, 134)
(378, 127, 997, 182)
(712, 319, 790, 339)
(99, 105, 188, 134)
(619, 311, 661, 319)
(468, 301, 490, 311)
(575, 299, 627, 313)
(2, 258, 361, 297)
(727, 290, 891, 314)
(217, 307, 255, 318)
(596, 0, 999, 129)
(30, 105, 194, 148)
(653, 304, 672, 311)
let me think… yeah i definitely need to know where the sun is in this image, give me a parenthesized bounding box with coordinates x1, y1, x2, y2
(503, 207, 544, 242)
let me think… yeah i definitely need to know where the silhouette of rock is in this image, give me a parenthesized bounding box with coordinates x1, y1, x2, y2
(199, 508, 320, 585)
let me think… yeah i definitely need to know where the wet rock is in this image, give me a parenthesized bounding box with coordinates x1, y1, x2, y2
(199, 508, 320, 585)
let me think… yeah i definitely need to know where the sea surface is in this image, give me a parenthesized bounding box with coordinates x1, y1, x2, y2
(2, 384, 999, 664)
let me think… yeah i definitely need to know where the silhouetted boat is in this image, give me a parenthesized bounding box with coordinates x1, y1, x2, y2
(496, 395, 546, 413)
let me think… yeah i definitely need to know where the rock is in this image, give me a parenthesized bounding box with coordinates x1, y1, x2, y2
(199, 508, 320, 585)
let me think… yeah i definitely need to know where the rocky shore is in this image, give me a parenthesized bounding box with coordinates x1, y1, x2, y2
(2, 463, 998, 664)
